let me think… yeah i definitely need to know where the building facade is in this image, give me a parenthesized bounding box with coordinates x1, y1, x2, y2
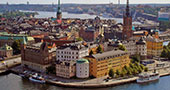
(85, 50, 130, 78)
(56, 60, 76, 78)
(145, 36, 163, 58)
(76, 59, 89, 78)
(21, 42, 56, 72)
(122, 0, 133, 40)
(56, 42, 89, 62)
(123, 37, 147, 59)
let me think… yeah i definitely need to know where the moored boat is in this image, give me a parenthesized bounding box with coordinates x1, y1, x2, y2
(29, 73, 45, 84)
(137, 72, 159, 83)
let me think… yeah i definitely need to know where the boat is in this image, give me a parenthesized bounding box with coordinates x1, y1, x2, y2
(137, 72, 159, 83)
(29, 73, 45, 84)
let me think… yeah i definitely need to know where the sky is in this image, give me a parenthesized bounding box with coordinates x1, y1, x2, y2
(0, 0, 170, 4)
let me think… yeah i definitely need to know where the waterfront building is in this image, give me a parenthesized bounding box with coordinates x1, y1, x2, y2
(85, 50, 130, 78)
(0, 32, 34, 47)
(21, 42, 56, 72)
(76, 59, 89, 78)
(0, 44, 13, 58)
(145, 35, 163, 58)
(56, 60, 76, 78)
(56, 42, 89, 62)
(122, 0, 133, 40)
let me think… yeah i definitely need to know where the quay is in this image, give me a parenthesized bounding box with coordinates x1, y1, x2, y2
(10, 64, 170, 89)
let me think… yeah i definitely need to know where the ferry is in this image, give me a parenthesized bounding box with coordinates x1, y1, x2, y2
(137, 72, 159, 83)
(29, 73, 45, 84)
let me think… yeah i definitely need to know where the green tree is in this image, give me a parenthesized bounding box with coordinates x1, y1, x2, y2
(89, 50, 94, 56)
(118, 45, 126, 51)
(121, 68, 127, 77)
(97, 45, 103, 53)
(12, 40, 22, 55)
(76, 37, 83, 41)
(144, 67, 148, 72)
(109, 69, 115, 78)
(131, 54, 141, 63)
(46, 65, 56, 74)
(116, 69, 121, 77)
(127, 67, 132, 76)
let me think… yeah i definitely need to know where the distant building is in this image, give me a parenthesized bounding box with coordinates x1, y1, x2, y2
(76, 59, 89, 78)
(21, 42, 56, 72)
(85, 50, 130, 78)
(56, 60, 76, 78)
(0, 44, 13, 58)
(56, 42, 89, 62)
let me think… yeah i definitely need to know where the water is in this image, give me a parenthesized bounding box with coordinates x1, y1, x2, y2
(21, 10, 123, 23)
(1, 73, 170, 90)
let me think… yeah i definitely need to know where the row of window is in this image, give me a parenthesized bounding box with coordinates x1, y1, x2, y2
(57, 51, 79, 54)
(97, 53, 127, 61)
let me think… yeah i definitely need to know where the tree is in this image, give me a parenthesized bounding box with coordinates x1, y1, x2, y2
(144, 67, 148, 72)
(118, 45, 126, 51)
(12, 40, 22, 55)
(116, 69, 121, 77)
(89, 50, 94, 56)
(109, 69, 115, 78)
(97, 45, 103, 53)
(131, 54, 141, 63)
(76, 37, 83, 41)
(121, 68, 127, 77)
(46, 65, 56, 74)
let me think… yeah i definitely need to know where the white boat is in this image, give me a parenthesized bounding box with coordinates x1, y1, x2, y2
(137, 72, 159, 83)
(29, 73, 45, 84)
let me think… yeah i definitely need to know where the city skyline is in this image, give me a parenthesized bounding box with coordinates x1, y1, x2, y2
(1, 0, 170, 4)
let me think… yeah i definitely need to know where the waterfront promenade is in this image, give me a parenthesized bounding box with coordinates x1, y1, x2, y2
(10, 62, 170, 88)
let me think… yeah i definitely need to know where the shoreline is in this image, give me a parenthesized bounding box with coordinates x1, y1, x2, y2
(8, 66, 170, 89)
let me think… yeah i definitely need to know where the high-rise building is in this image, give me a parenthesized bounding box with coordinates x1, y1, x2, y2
(57, 0, 62, 21)
(122, 0, 133, 40)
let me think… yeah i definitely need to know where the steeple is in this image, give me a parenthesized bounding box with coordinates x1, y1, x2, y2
(57, 0, 62, 20)
(125, 0, 130, 17)
(57, 0, 61, 15)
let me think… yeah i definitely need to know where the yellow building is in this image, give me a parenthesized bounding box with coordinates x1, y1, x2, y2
(85, 50, 130, 78)
(146, 36, 163, 57)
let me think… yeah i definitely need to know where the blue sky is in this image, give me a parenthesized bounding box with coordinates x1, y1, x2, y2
(0, 0, 170, 4)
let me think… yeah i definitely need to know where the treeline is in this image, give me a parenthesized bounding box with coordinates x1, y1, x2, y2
(0, 11, 38, 18)
(161, 42, 170, 59)
(109, 62, 148, 78)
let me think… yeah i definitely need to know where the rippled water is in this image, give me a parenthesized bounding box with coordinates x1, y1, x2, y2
(1, 74, 170, 90)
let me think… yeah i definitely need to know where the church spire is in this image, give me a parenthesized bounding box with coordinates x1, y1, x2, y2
(57, 0, 61, 14)
(126, 0, 130, 17)
(57, 0, 62, 20)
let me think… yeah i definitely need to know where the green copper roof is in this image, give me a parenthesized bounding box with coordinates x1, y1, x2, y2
(0, 44, 13, 51)
(77, 59, 89, 64)
(0, 33, 34, 44)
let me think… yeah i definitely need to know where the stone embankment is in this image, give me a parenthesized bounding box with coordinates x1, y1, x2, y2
(10, 65, 170, 88)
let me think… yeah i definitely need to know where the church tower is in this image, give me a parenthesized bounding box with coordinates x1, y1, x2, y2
(57, 0, 62, 20)
(122, 0, 133, 40)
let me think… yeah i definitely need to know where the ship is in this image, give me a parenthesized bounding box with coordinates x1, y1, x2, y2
(29, 73, 45, 84)
(137, 71, 159, 83)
